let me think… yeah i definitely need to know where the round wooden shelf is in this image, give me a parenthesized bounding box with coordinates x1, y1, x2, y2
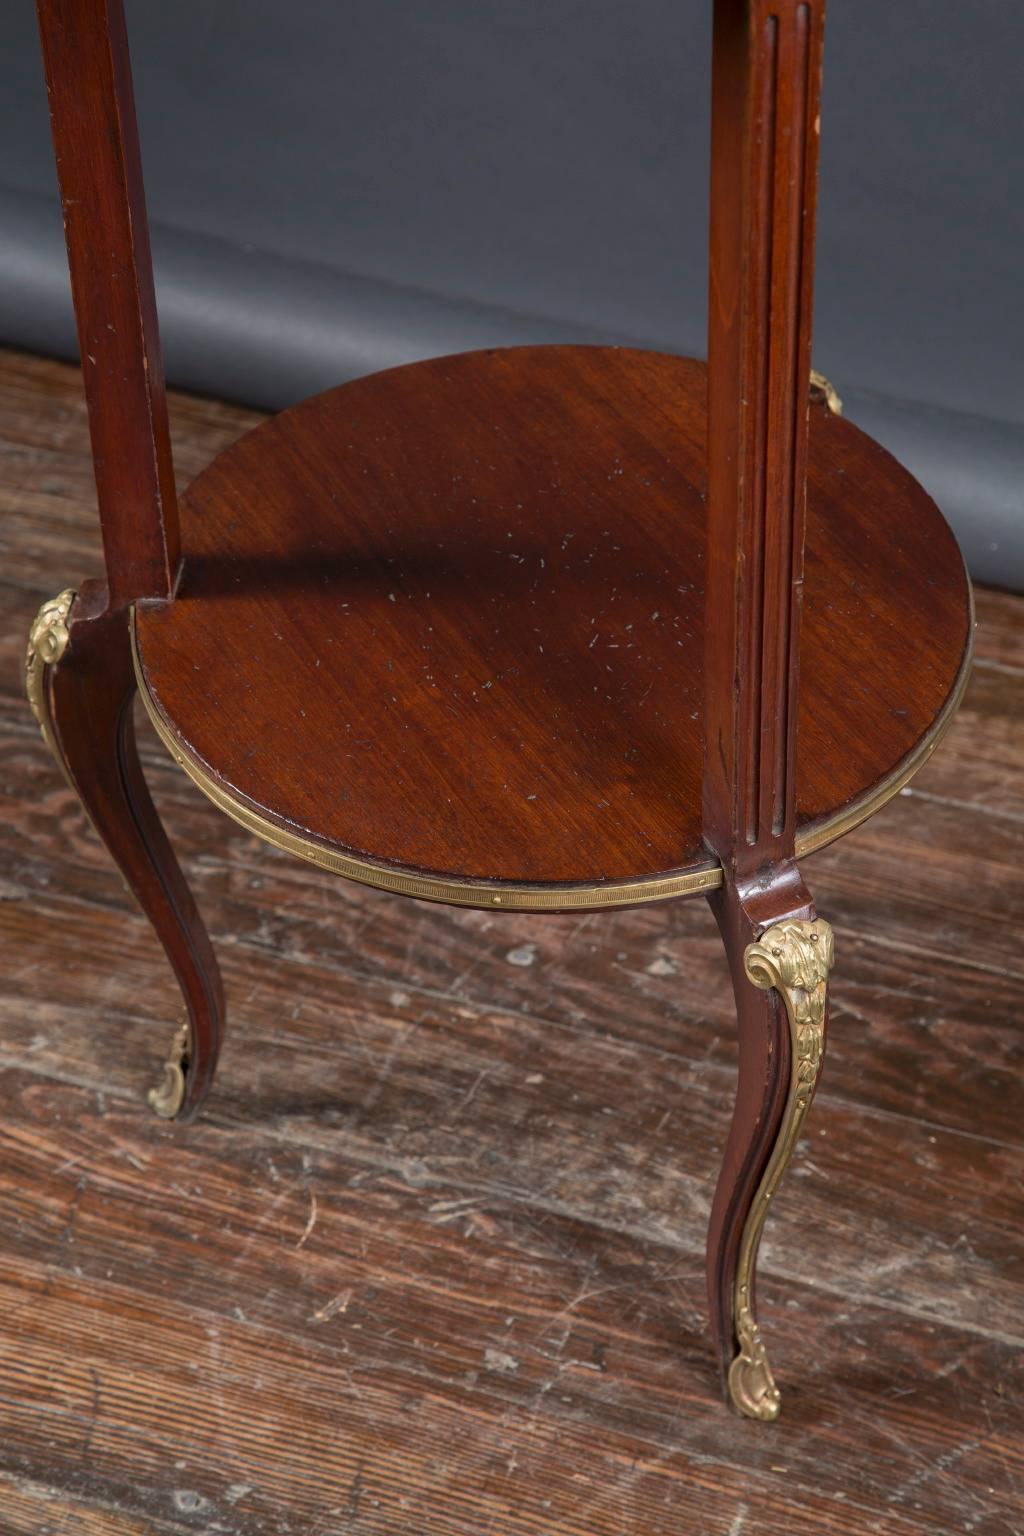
(133, 346, 972, 910)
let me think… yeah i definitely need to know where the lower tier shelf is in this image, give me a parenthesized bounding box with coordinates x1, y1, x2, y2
(133, 346, 972, 910)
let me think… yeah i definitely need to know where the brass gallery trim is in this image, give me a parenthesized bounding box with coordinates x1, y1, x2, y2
(796, 586, 973, 857)
(130, 597, 972, 914)
(730, 919, 835, 1420)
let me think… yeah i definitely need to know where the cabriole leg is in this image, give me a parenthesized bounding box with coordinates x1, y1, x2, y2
(26, 584, 224, 1121)
(705, 867, 834, 1419)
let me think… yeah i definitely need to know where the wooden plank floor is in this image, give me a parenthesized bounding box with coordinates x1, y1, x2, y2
(1, 349, 1022, 1535)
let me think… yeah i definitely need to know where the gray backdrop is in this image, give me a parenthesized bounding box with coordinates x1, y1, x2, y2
(2, 1, 1020, 586)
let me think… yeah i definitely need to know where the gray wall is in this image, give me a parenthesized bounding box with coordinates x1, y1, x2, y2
(2, 1, 1021, 586)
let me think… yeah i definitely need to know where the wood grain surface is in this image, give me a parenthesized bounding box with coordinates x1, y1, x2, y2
(1, 348, 1021, 1533)
(35, 0, 180, 606)
(701, 0, 830, 1390)
(133, 346, 970, 887)
(43, 593, 224, 1118)
(704, 0, 825, 876)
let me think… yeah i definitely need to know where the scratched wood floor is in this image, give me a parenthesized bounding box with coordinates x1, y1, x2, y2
(0, 349, 1022, 1536)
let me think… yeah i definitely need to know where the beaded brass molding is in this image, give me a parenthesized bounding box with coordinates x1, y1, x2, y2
(729, 918, 835, 1420)
(26, 588, 76, 770)
(130, 604, 971, 913)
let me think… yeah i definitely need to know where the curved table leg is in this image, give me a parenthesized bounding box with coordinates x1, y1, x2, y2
(26, 585, 224, 1121)
(705, 864, 833, 1419)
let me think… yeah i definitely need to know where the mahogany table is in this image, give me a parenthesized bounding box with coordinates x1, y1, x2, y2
(26, 0, 972, 1418)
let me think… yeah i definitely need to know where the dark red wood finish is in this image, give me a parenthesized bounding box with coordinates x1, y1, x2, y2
(34, 0, 221, 1117)
(43, 585, 224, 1119)
(28, 0, 972, 1419)
(1, 350, 1016, 1518)
(35, 0, 179, 607)
(135, 346, 969, 888)
(704, 0, 825, 876)
(704, 864, 821, 1384)
(702, 0, 829, 1393)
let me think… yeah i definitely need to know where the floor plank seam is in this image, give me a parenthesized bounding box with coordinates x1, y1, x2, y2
(5, 1098, 1016, 1348)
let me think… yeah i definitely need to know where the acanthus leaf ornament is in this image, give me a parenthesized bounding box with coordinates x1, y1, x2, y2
(26, 588, 77, 780)
(26, 588, 76, 723)
(729, 918, 835, 1421)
